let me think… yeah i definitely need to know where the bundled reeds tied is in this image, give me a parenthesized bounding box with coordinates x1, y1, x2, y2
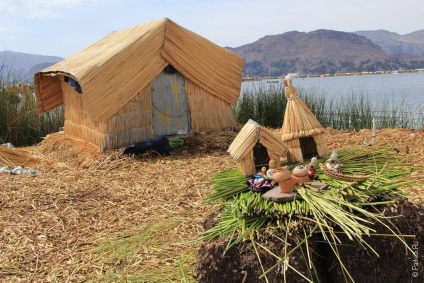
(227, 119, 288, 175)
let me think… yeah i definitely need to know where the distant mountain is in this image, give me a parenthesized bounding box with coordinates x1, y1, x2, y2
(354, 30, 424, 58)
(404, 30, 424, 42)
(0, 51, 63, 83)
(230, 29, 407, 77)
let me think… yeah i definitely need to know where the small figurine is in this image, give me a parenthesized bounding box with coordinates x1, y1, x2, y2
(248, 166, 272, 192)
(307, 157, 318, 180)
(253, 167, 268, 185)
(266, 159, 278, 185)
(325, 151, 342, 173)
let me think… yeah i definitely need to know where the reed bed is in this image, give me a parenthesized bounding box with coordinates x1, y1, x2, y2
(234, 84, 286, 128)
(0, 84, 64, 146)
(236, 85, 424, 130)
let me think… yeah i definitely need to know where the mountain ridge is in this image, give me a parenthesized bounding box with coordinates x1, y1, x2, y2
(0, 50, 63, 83)
(229, 29, 424, 76)
(353, 30, 424, 57)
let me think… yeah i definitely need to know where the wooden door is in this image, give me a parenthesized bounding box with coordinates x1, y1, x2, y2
(151, 68, 190, 136)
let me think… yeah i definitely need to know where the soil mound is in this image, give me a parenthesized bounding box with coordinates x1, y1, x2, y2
(195, 203, 424, 282)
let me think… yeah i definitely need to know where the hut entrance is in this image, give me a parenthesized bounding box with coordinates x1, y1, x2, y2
(299, 137, 318, 159)
(151, 68, 190, 136)
(253, 143, 269, 167)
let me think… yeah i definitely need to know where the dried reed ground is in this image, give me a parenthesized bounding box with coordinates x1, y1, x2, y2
(1, 128, 423, 282)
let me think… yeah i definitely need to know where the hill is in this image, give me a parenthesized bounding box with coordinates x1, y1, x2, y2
(229, 29, 424, 77)
(0, 51, 63, 83)
(404, 30, 424, 42)
(354, 29, 424, 57)
(230, 30, 402, 76)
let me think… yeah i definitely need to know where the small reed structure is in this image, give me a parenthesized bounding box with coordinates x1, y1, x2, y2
(34, 18, 243, 151)
(228, 119, 288, 176)
(281, 78, 330, 163)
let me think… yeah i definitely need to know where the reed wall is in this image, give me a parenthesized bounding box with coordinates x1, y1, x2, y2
(286, 139, 303, 163)
(62, 77, 155, 150)
(313, 134, 330, 157)
(35, 74, 63, 112)
(237, 151, 255, 176)
(186, 81, 236, 132)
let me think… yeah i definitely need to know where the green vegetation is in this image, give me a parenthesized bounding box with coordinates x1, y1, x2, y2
(234, 85, 424, 130)
(202, 146, 421, 282)
(233, 84, 286, 128)
(0, 83, 63, 146)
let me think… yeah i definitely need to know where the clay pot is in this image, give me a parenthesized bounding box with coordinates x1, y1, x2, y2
(279, 179, 295, 193)
(272, 166, 291, 183)
(273, 166, 306, 193)
(279, 175, 304, 193)
(292, 165, 309, 182)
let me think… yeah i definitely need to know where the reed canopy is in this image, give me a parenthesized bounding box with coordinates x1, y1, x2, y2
(34, 18, 244, 151)
(281, 78, 330, 162)
(228, 119, 288, 176)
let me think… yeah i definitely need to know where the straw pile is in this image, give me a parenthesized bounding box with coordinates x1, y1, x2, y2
(281, 95, 324, 140)
(0, 146, 41, 168)
(0, 128, 423, 282)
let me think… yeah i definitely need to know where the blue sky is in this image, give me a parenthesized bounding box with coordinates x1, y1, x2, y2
(1, 0, 423, 58)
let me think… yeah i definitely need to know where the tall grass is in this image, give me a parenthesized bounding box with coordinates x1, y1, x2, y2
(235, 84, 424, 130)
(234, 84, 286, 128)
(0, 84, 64, 146)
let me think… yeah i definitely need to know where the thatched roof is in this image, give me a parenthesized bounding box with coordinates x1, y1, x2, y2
(281, 79, 325, 141)
(228, 119, 288, 161)
(34, 18, 244, 124)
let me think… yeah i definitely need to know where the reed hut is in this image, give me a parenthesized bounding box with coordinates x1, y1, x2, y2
(228, 119, 288, 176)
(281, 78, 330, 163)
(34, 18, 243, 151)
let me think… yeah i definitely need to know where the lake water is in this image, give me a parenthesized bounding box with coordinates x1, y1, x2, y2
(241, 72, 424, 128)
(243, 72, 424, 107)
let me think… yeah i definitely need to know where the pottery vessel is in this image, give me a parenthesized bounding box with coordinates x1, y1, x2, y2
(292, 165, 310, 182)
(272, 166, 291, 183)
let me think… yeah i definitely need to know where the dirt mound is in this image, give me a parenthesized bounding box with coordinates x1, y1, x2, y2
(195, 203, 424, 283)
